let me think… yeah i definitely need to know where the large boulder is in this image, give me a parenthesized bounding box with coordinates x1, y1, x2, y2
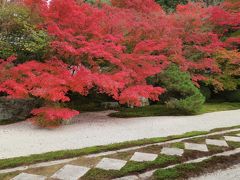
(0, 97, 40, 122)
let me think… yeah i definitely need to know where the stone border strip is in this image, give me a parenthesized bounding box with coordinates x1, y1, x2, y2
(0, 158, 78, 174)
(87, 128, 240, 158)
(121, 148, 240, 180)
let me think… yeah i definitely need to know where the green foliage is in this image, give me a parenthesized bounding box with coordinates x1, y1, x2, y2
(0, 4, 49, 62)
(157, 65, 205, 113)
(84, 0, 110, 5)
(66, 91, 115, 112)
(155, 0, 223, 12)
(223, 90, 240, 102)
(155, 0, 188, 12)
(200, 86, 212, 101)
(110, 102, 240, 118)
(231, 30, 240, 37)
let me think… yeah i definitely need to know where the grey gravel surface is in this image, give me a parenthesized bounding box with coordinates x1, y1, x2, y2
(0, 110, 240, 159)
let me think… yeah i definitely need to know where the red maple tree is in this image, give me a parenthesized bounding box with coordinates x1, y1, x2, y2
(0, 0, 239, 127)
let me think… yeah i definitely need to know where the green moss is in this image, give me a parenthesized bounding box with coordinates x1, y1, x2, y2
(198, 102, 240, 114)
(170, 142, 185, 149)
(227, 141, 240, 149)
(110, 102, 240, 118)
(82, 155, 181, 180)
(153, 153, 240, 180)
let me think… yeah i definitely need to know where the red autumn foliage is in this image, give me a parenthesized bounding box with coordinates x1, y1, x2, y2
(29, 107, 79, 128)
(0, 0, 240, 127)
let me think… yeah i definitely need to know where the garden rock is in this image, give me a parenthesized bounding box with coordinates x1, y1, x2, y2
(0, 97, 40, 122)
(101, 102, 120, 109)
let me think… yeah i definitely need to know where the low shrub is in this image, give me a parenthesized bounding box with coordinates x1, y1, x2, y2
(158, 65, 205, 114)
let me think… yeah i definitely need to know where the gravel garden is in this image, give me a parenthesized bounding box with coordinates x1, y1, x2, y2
(0, 0, 240, 179)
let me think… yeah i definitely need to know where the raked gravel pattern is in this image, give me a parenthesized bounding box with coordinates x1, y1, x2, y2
(1, 110, 240, 159)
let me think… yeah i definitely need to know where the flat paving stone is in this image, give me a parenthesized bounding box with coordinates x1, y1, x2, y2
(224, 136, 240, 142)
(206, 139, 229, 147)
(96, 158, 127, 170)
(138, 169, 157, 179)
(51, 164, 90, 180)
(237, 134, 240, 136)
(12, 173, 46, 180)
(160, 147, 184, 156)
(113, 175, 139, 180)
(185, 142, 209, 152)
(130, 152, 158, 162)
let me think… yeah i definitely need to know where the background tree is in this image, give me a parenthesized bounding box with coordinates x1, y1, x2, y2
(0, 2, 49, 63)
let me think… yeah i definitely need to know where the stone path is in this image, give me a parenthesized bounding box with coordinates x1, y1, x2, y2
(206, 139, 229, 147)
(130, 152, 158, 162)
(96, 158, 127, 170)
(7, 131, 240, 180)
(51, 165, 90, 180)
(1, 110, 240, 159)
(1, 127, 239, 175)
(12, 173, 46, 180)
(185, 142, 209, 152)
(224, 136, 240, 142)
(161, 147, 184, 156)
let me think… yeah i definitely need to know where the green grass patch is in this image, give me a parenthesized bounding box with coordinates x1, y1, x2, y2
(110, 102, 240, 118)
(227, 141, 240, 149)
(170, 142, 185, 149)
(153, 153, 240, 180)
(198, 102, 240, 114)
(82, 155, 181, 180)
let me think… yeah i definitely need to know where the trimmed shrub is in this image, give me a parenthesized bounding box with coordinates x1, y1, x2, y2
(158, 65, 205, 114)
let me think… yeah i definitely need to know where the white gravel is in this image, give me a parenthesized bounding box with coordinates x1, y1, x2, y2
(0, 110, 240, 159)
(190, 163, 240, 180)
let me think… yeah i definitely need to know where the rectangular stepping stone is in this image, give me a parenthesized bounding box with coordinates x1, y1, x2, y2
(130, 152, 158, 162)
(51, 164, 90, 180)
(96, 158, 127, 170)
(161, 147, 184, 156)
(12, 173, 46, 180)
(113, 175, 139, 180)
(224, 136, 240, 142)
(184, 142, 208, 152)
(206, 139, 229, 147)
